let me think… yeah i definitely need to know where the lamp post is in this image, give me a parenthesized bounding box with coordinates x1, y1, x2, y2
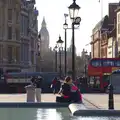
(108, 76, 114, 109)
(68, 0, 81, 81)
(54, 45, 58, 72)
(63, 14, 68, 76)
(57, 35, 64, 78)
(84, 51, 88, 78)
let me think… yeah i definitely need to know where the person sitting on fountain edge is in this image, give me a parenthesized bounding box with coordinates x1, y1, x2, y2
(56, 76, 82, 103)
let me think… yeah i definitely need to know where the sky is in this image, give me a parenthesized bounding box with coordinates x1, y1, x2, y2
(35, 0, 119, 55)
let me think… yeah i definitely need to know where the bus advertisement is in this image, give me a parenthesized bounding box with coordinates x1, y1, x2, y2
(87, 58, 120, 92)
(4, 72, 59, 93)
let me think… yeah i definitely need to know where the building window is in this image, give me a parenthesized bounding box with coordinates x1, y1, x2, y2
(24, 44, 29, 61)
(118, 23, 120, 34)
(25, 16, 28, 36)
(118, 37, 120, 47)
(8, 46, 12, 63)
(109, 51, 111, 54)
(8, 9, 12, 21)
(21, 43, 24, 61)
(108, 46, 112, 48)
(16, 28, 19, 40)
(8, 26, 12, 40)
(16, 47, 20, 63)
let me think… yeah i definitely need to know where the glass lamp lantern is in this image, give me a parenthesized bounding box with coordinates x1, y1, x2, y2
(56, 35, 64, 48)
(68, 0, 80, 21)
(63, 22, 68, 29)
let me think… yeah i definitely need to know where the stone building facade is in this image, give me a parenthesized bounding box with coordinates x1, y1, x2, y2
(20, 0, 29, 71)
(0, 0, 38, 73)
(0, 0, 21, 72)
(27, 1, 38, 72)
(20, 0, 38, 72)
(91, 20, 101, 58)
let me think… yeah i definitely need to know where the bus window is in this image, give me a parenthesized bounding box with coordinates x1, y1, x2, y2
(115, 60, 120, 67)
(91, 60, 102, 67)
(102, 60, 114, 67)
(89, 76, 100, 88)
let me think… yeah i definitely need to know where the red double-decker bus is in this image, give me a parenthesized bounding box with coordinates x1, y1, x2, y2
(87, 58, 120, 92)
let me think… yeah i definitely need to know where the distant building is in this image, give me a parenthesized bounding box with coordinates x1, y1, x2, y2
(68, 39, 76, 54)
(39, 17, 49, 56)
(36, 17, 49, 72)
(81, 49, 91, 64)
(91, 15, 109, 58)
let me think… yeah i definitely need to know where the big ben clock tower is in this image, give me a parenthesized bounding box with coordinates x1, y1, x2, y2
(39, 17, 49, 54)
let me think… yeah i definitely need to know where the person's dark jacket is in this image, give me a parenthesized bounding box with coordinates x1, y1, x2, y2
(35, 77, 43, 88)
(60, 83, 71, 96)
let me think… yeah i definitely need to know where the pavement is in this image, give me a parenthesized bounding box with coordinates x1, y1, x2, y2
(0, 94, 56, 103)
(83, 94, 120, 110)
(0, 93, 119, 110)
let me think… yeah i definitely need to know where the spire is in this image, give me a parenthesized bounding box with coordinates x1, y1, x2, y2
(42, 17, 46, 28)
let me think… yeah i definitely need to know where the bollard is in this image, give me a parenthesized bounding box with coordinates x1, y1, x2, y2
(35, 88, 41, 102)
(108, 84, 114, 110)
(25, 85, 35, 102)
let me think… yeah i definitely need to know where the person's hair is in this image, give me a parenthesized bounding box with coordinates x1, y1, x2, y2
(54, 77, 57, 80)
(65, 76, 71, 83)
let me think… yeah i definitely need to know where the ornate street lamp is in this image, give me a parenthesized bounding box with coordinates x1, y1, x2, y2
(54, 45, 58, 72)
(68, 0, 81, 81)
(63, 14, 68, 76)
(57, 35, 64, 77)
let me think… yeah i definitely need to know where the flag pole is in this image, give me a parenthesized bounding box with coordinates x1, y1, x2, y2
(98, 0, 103, 57)
(99, 0, 103, 19)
